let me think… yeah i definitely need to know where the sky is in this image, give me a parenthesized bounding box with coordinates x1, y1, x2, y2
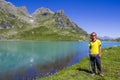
(6, 0, 120, 38)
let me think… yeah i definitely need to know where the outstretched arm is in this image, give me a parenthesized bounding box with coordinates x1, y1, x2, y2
(98, 45, 101, 57)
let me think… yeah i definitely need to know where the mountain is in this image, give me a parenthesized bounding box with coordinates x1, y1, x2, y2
(99, 36, 114, 41)
(114, 37, 120, 41)
(0, 0, 88, 40)
(99, 36, 120, 41)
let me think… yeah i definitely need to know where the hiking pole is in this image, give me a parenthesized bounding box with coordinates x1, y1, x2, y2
(88, 55, 91, 73)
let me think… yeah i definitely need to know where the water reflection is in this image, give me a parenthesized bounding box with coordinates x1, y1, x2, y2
(0, 41, 79, 80)
(0, 53, 76, 80)
(0, 41, 120, 80)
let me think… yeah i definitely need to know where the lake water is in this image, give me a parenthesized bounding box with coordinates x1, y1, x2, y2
(0, 41, 120, 80)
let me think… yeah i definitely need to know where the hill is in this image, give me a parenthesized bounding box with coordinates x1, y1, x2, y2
(0, 0, 88, 41)
(115, 37, 120, 41)
(37, 46, 120, 80)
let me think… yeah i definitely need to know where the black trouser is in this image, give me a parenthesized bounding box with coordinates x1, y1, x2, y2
(89, 54, 102, 74)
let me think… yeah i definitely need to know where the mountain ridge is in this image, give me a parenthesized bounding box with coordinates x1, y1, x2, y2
(0, 0, 88, 40)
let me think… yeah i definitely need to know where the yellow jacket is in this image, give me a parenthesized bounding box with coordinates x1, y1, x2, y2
(89, 39, 101, 54)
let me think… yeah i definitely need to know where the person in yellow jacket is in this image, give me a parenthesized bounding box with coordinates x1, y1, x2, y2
(89, 32, 103, 76)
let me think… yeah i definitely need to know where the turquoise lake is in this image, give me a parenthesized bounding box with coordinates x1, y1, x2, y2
(0, 41, 120, 80)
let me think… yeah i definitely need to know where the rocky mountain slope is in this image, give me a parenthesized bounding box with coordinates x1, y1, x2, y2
(0, 0, 88, 40)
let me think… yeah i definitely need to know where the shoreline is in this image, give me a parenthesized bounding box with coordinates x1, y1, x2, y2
(37, 46, 120, 80)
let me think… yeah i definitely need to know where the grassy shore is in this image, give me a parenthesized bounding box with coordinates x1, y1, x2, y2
(37, 46, 120, 80)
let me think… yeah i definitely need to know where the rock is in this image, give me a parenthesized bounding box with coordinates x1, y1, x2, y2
(54, 10, 77, 30)
(0, 22, 13, 29)
(32, 7, 54, 16)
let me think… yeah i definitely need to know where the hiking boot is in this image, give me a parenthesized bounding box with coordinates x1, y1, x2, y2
(91, 73, 95, 76)
(98, 73, 104, 77)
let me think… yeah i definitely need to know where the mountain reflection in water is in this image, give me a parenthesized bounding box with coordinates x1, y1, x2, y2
(0, 53, 76, 80)
(0, 41, 120, 80)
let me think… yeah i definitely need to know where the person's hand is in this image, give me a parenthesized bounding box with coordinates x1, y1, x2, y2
(99, 54, 101, 57)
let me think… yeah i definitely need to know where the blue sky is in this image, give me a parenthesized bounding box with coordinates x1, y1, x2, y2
(6, 0, 120, 38)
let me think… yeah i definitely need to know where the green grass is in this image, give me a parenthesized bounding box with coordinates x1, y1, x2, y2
(37, 46, 120, 80)
(9, 25, 87, 41)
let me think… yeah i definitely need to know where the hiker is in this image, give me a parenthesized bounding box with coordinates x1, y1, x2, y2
(89, 32, 103, 76)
